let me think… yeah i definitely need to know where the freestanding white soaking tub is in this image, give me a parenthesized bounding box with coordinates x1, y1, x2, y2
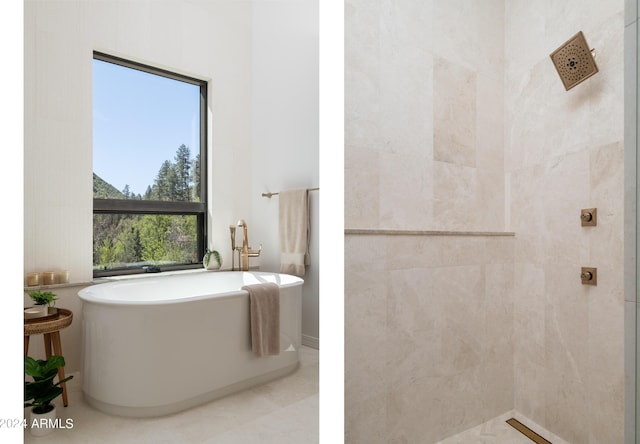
(78, 271, 303, 417)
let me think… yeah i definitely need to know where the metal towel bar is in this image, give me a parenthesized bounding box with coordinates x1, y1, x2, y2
(261, 187, 319, 198)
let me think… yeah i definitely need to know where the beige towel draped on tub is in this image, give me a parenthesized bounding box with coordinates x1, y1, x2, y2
(279, 188, 310, 277)
(242, 283, 280, 357)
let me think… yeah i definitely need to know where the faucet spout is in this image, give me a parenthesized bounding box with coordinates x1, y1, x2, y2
(248, 244, 262, 257)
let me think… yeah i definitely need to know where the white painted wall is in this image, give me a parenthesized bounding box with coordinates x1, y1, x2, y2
(24, 0, 254, 282)
(250, 0, 320, 346)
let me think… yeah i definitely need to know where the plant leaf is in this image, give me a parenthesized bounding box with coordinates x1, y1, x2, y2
(24, 356, 42, 378)
(42, 355, 66, 373)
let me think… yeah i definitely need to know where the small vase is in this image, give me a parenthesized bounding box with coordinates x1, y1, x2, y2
(29, 404, 57, 437)
(203, 251, 222, 270)
(204, 259, 221, 271)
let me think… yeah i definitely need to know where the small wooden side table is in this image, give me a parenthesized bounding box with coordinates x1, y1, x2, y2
(24, 308, 73, 407)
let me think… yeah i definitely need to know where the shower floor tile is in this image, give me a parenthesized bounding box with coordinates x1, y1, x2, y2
(23, 346, 319, 444)
(435, 411, 570, 444)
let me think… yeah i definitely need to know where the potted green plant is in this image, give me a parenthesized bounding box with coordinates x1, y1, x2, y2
(24, 355, 73, 437)
(203, 248, 222, 270)
(26, 290, 57, 316)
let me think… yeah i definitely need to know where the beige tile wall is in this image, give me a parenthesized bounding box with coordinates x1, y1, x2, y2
(345, 0, 625, 442)
(345, 0, 511, 440)
(345, 235, 515, 443)
(345, 0, 506, 233)
(506, 0, 625, 441)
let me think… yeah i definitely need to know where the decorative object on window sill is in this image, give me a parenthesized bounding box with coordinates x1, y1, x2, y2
(42, 271, 56, 286)
(26, 272, 41, 287)
(203, 248, 222, 270)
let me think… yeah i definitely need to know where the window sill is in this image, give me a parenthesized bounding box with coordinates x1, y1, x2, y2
(92, 266, 259, 283)
(24, 266, 260, 291)
(24, 281, 95, 291)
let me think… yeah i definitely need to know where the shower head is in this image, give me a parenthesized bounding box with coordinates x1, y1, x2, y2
(549, 31, 598, 91)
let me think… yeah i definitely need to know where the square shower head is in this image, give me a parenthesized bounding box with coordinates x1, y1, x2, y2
(549, 31, 598, 91)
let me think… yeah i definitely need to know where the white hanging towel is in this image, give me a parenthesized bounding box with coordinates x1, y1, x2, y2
(279, 188, 310, 277)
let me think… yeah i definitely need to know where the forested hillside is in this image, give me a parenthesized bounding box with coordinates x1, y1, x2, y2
(93, 144, 201, 271)
(93, 173, 125, 199)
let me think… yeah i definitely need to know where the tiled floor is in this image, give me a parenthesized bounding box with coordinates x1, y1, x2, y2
(24, 346, 318, 444)
(435, 411, 570, 444)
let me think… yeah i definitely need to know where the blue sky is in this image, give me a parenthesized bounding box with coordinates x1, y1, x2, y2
(93, 59, 200, 197)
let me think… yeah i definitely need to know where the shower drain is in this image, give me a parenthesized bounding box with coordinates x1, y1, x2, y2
(506, 418, 552, 444)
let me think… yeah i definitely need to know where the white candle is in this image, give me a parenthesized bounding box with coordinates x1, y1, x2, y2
(43, 271, 56, 286)
(26, 272, 40, 287)
(57, 270, 69, 284)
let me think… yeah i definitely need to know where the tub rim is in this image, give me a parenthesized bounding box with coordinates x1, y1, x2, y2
(78, 270, 304, 306)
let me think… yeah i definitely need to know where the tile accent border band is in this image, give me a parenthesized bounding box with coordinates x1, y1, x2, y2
(344, 229, 516, 237)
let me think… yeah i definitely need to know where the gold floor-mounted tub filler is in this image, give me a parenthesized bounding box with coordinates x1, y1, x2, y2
(549, 31, 599, 91)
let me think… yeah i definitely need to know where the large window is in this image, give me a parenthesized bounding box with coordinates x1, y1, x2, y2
(92, 52, 207, 276)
